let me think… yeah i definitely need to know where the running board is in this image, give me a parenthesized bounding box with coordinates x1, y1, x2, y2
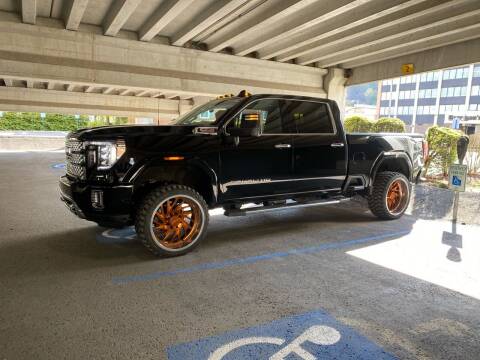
(224, 197, 350, 217)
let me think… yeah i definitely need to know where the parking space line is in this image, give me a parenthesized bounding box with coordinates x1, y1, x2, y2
(111, 230, 410, 285)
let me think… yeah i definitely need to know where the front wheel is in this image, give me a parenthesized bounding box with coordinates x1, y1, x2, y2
(135, 185, 209, 257)
(368, 171, 411, 220)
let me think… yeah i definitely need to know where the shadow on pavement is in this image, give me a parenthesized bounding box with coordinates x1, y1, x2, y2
(0, 205, 416, 279)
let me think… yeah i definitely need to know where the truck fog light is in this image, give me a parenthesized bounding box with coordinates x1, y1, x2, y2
(91, 190, 104, 209)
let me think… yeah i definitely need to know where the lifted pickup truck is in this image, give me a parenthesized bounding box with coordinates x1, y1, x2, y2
(60, 92, 425, 256)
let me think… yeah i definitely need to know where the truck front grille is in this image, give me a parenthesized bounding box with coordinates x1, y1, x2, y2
(65, 139, 86, 180)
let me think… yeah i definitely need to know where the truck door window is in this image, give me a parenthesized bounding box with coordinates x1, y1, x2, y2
(282, 100, 334, 134)
(227, 99, 284, 133)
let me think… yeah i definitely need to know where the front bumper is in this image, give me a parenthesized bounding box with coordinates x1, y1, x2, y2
(59, 176, 134, 226)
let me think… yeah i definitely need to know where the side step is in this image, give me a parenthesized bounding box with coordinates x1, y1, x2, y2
(224, 197, 350, 217)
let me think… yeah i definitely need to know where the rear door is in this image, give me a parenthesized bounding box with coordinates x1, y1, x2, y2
(284, 99, 347, 193)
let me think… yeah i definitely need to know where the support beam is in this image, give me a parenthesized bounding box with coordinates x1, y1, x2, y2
(348, 37, 480, 85)
(84, 86, 95, 93)
(21, 0, 36, 25)
(324, 68, 347, 117)
(66, 84, 75, 91)
(0, 21, 327, 97)
(327, 20, 480, 69)
(26, 80, 34, 88)
(119, 89, 132, 96)
(264, 0, 430, 61)
(135, 89, 151, 97)
(47, 82, 55, 90)
(234, 0, 372, 57)
(0, 86, 188, 119)
(171, 0, 246, 47)
(64, 0, 89, 31)
(139, 0, 195, 42)
(207, 0, 313, 53)
(298, 2, 480, 66)
(103, 0, 142, 37)
(3, 78, 13, 87)
(103, 87, 116, 95)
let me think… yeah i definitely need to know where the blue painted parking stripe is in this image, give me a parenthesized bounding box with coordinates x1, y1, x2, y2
(111, 229, 410, 285)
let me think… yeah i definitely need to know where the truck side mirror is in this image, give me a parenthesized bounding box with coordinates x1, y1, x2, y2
(226, 111, 261, 137)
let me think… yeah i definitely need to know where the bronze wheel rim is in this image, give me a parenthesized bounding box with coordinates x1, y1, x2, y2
(386, 179, 409, 215)
(150, 195, 203, 251)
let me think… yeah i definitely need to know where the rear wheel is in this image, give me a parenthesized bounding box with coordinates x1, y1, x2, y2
(135, 185, 209, 257)
(368, 171, 411, 220)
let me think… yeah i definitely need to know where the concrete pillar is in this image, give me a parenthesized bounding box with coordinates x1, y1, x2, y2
(324, 67, 347, 118)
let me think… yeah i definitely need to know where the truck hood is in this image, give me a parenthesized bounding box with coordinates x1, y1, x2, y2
(68, 125, 199, 141)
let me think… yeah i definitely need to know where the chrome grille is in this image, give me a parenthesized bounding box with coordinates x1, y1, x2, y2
(65, 139, 86, 179)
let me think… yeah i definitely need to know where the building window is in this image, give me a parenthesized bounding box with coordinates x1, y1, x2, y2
(473, 66, 480, 78)
(471, 86, 480, 96)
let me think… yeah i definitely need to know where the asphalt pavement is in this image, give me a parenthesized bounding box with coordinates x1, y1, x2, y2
(1, 152, 479, 360)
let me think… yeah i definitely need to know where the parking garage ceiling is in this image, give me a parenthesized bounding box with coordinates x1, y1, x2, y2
(3, 0, 477, 66)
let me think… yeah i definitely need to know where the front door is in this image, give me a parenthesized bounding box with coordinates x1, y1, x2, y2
(219, 98, 295, 201)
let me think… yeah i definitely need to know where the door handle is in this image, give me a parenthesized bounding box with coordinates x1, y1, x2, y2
(330, 142, 345, 148)
(275, 144, 291, 149)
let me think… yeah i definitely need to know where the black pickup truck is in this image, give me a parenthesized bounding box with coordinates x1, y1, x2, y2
(60, 93, 425, 256)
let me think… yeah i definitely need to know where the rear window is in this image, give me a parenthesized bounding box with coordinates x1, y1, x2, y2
(282, 100, 334, 134)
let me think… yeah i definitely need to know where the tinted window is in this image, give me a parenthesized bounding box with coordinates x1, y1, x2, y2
(282, 100, 334, 134)
(228, 99, 291, 133)
(173, 98, 241, 125)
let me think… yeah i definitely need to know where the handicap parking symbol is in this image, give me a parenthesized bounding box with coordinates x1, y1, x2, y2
(167, 310, 396, 359)
(452, 176, 462, 186)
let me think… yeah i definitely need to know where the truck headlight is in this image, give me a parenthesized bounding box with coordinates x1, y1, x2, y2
(87, 140, 126, 170)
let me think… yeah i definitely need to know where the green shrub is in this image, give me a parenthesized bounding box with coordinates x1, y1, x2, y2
(0, 113, 129, 131)
(425, 126, 462, 176)
(0, 112, 88, 131)
(372, 117, 405, 133)
(344, 115, 373, 133)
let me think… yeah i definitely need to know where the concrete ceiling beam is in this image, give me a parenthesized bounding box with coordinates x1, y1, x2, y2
(348, 37, 480, 85)
(0, 86, 186, 119)
(207, 0, 314, 53)
(296, 0, 477, 65)
(264, 0, 430, 61)
(103, 0, 142, 37)
(0, 21, 327, 97)
(171, 0, 247, 47)
(313, 11, 480, 67)
(139, 0, 195, 42)
(64, 0, 89, 31)
(234, 0, 373, 57)
(21, 0, 36, 25)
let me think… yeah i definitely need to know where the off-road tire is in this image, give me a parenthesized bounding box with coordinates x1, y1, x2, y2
(135, 184, 209, 257)
(368, 171, 411, 220)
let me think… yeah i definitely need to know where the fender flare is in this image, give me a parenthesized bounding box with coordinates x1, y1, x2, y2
(370, 151, 413, 184)
(126, 157, 219, 204)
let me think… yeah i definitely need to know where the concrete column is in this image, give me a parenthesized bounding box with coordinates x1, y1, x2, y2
(324, 67, 347, 118)
(393, 77, 400, 119)
(433, 69, 444, 126)
(465, 64, 474, 113)
(412, 75, 421, 133)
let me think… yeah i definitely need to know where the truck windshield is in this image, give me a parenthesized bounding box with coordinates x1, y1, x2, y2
(172, 98, 242, 125)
